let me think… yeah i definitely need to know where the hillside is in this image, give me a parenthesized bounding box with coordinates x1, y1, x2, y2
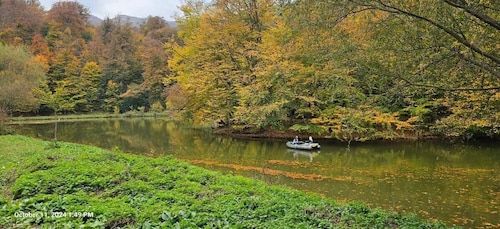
(87, 14, 176, 27)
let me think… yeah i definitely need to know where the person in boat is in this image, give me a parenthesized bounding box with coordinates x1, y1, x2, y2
(292, 136, 299, 144)
(308, 136, 313, 143)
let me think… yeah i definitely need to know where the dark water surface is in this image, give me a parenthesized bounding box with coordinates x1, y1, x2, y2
(12, 118, 499, 228)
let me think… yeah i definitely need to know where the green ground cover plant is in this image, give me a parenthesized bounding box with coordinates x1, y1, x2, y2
(0, 135, 450, 228)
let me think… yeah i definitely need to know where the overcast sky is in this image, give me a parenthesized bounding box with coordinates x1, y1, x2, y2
(39, 0, 183, 20)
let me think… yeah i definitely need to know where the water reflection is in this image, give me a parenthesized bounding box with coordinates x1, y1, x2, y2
(289, 149, 320, 162)
(11, 118, 500, 228)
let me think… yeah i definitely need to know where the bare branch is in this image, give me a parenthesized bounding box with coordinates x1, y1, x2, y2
(400, 77, 500, 92)
(448, 47, 500, 78)
(443, 0, 500, 31)
(370, 0, 500, 67)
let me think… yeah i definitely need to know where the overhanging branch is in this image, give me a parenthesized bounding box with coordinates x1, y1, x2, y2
(373, 0, 500, 66)
(443, 0, 500, 31)
(399, 76, 500, 92)
(345, 0, 500, 79)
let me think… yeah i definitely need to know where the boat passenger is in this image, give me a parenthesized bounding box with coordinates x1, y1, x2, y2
(309, 136, 313, 143)
(292, 136, 299, 144)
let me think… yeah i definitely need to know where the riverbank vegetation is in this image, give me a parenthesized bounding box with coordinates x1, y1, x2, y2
(0, 135, 449, 228)
(167, 0, 499, 141)
(0, 0, 498, 141)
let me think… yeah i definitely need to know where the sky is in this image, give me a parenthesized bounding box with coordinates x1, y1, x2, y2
(39, 0, 183, 20)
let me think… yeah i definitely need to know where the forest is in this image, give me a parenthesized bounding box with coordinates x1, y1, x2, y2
(0, 0, 498, 141)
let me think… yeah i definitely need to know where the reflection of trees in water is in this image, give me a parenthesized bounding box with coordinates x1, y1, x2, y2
(18, 119, 175, 155)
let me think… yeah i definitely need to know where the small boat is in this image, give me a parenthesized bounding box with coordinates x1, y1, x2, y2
(286, 141, 321, 150)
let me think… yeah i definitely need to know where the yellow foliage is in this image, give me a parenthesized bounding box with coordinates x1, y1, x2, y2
(311, 106, 414, 140)
(32, 55, 49, 71)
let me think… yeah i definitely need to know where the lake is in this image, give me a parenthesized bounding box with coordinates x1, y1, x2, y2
(12, 118, 499, 228)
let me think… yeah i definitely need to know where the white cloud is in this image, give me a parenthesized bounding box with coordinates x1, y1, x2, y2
(39, 0, 182, 20)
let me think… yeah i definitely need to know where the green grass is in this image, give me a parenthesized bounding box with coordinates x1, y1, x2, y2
(0, 135, 451, 228)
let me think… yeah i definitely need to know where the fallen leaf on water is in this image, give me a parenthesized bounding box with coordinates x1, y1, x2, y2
(187, 159, 352, 182)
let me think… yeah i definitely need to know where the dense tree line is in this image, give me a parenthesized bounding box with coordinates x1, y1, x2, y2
(0, 0, 176, 115)
(0, 0, 498, 140)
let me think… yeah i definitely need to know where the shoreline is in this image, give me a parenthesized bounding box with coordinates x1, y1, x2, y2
(6, 113, 498, 143)
(6, 112, 168, 125)
(212, 127, 474, 144)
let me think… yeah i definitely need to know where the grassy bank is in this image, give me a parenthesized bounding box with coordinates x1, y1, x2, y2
(0, 135, 448, 228)
(8, 112, 168, 124)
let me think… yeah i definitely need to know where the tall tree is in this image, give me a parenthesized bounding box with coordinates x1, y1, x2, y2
(45, 0, 90, 40)
(0, 44, 46, 114)
(165, 0, 206, 118)
(77, 61, 102, 111)
(0, 0, 44, 44)
(232, 3, 293, 129)
(169, 0, 277, 126)
(29, 33, 50, 68)
(41, 1, 95, 113)
(98, 17, 143, 112)
(132, 16, 177, 111)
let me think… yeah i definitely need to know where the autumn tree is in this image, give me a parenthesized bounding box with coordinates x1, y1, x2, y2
(78, 61, 103, 111)
(232, 2, 293, 129)
(0, 44, 46, 113)
(165, 0, 206, 119)
(169, 0, 498, 139)
(44, 1, 91, 64)
(325, 0, 500, 137)
(133, 16, 176, 111)
(45, 1, 90, 41)
(0, 44, 46, 115)
(0, 0, 44, 44)
(97, 17, 143, 112)
(169, 0, 278, 126)
(37, 1, 95, 113)
(29, 33, 51, 67)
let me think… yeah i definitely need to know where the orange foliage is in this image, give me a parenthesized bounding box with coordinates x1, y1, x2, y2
(187, 159, 353, 182)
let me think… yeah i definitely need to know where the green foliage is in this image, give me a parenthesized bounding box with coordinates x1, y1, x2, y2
(290, 124, 325, 135)
(0, 44, 46, 114)
(0, 135, 448, 228)
(399, 102, 452, 130)
(77, 61, 103, 111)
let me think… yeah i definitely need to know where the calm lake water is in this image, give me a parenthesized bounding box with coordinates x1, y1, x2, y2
(12, 118, 499, 228)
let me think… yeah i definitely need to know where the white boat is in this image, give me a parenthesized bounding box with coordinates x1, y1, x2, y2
(286, 141, 321, 150)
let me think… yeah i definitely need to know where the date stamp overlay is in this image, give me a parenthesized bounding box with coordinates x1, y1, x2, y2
(14, 211, 95, 219)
